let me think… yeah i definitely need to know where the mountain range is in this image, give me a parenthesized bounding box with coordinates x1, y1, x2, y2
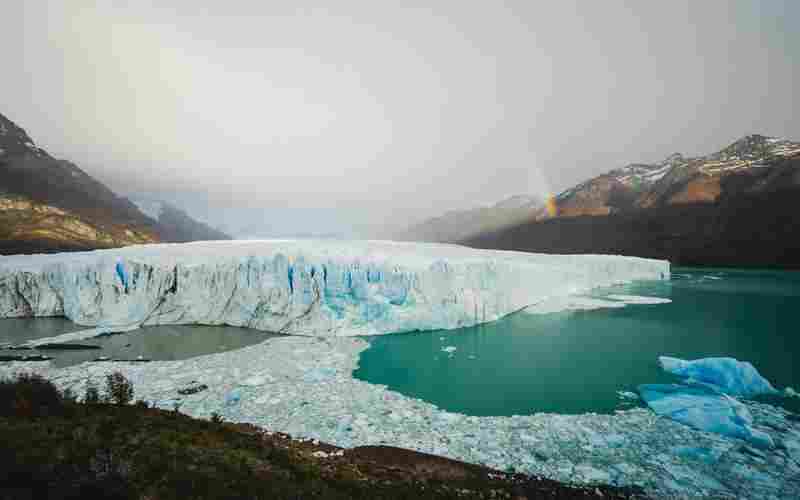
(0, 112, 229, 255)
(5, 106, 799, 267)
(453, 135, 800, 268)
(396, 194, 544, 243)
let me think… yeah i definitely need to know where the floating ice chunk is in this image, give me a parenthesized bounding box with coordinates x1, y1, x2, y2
(606, 295, 672, 305)
(523, 296, 628, 315)
(638, 383, 774, 449)
(16, 325, 141, 348)
(224, 388, 241, 405)
(617, 390, 639, 401)
(441, 346, 457, 354)
(658, 356, 778, 398)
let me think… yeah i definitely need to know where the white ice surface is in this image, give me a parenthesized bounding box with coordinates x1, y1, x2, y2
(522, 296, 628, 315)
(0, 240, 669, 337)
(606, 295, 672, 305)
(522, 294, 671, 315)
(2, 336, 798, 500)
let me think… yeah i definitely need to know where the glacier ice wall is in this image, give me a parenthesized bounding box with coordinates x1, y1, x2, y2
(0, 240, 669, 336)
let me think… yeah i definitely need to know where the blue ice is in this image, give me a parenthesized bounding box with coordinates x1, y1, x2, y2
(638, 383, 774, 449)
(115, 261, 129, 289)
(658, 356, 778, 397)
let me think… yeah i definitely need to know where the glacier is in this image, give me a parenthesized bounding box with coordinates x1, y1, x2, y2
(0, 240, 669, 337)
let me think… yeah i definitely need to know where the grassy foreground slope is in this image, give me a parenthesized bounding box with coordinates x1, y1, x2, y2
(0, 374, 647, 500)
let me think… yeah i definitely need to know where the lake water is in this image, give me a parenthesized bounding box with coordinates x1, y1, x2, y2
(354, 267, 800, 416)
(2, 267, 798, 416)
(0, 319, 276, 368)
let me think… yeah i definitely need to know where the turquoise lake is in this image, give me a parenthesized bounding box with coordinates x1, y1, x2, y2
(354, 267, 800, 416)
(2, 267, 798, 416)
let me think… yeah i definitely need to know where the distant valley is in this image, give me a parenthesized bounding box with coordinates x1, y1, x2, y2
(0, 112, 229, 255)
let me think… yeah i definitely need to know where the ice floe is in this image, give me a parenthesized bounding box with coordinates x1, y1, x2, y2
(522, 296, 628, 315)
(639, 357, 785, 450)
(638, 383, 774, 449)
(522, 293, 671, 315)
(659, 356, 778, 398)
(606, 294, 672, 305)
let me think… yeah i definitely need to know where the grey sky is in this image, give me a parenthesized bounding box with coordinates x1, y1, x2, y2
(2, 1, 798, 236)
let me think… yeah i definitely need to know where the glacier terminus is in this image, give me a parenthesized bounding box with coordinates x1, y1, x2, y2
(0, 240, 669, 336)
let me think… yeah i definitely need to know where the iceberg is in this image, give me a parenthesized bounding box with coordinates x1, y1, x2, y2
(0, 240, 668, 337)
(605, 294, 672, 305)
(639, 356, 780, 449)
(638, 383, 774, 449)
(658, 356, 778, 397)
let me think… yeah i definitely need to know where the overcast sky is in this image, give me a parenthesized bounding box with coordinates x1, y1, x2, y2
(2, 1, 798, 236)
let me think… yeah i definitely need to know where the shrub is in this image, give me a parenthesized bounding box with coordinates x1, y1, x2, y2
(0, 373, 67, 417)
(105, 372, 134, 406)
(84, 380, 101, 404)
(62, 387, 78, 403)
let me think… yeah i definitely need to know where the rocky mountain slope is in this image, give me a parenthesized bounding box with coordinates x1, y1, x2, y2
(0, 112, 229, 254)
(397, 194, 543, 243)
(462, 135, 800, 268)
(546, 134, 800, 218)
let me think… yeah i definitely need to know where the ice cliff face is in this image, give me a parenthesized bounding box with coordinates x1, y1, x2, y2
(0, 240, 669, 336)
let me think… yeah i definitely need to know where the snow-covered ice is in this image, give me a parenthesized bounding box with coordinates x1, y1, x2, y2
(0, 240, 669, 337)
(522, 296, 628, 315)
(10, 325, 141, 348)
(606, 294, 672, 305)
(658, 356, 778, 398)
(522, 294, 671, 315)
(2, 336, 798, 500)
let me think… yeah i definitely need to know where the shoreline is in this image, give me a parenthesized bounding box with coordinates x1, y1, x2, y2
(2, 333, 798, 499)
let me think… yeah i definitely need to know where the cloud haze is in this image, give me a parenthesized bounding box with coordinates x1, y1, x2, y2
(2, 1, 798, 236)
